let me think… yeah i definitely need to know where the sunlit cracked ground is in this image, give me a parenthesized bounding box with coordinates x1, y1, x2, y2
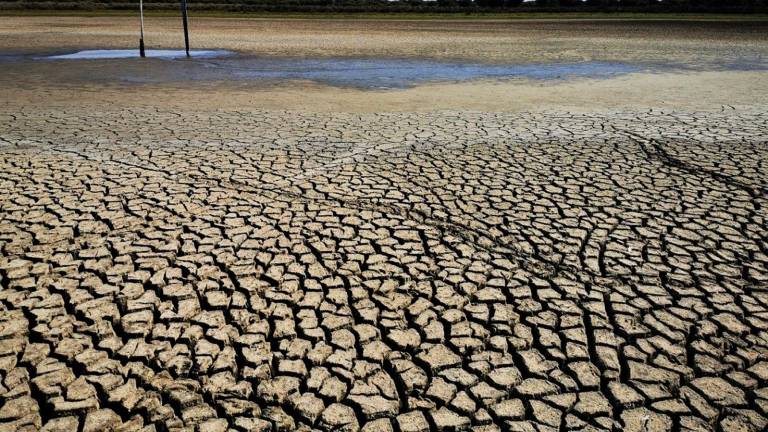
(1, 106, 767, 432)
(2, 15, 768, 432)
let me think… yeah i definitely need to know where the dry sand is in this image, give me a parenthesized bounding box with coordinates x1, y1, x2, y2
(3, 70, 768, 113)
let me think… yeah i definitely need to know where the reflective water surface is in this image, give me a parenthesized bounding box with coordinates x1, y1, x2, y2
(44, 49, 234, 60)
(0, 49, 764, 89)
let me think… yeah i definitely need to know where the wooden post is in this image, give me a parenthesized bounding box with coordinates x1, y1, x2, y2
(180, 0, 190, 57)
(139, 0, 145, 57)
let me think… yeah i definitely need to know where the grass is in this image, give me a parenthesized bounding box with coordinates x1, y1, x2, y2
(1, 9, 768, 21)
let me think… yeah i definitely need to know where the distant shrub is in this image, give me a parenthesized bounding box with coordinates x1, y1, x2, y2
(1, 0, 767, 13)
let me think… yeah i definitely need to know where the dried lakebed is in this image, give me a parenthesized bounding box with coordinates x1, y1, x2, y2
(2, 50, 766, 89)
(0, 107, 767, 431)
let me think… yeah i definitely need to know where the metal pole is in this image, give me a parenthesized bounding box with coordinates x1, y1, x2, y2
(180, 0, 190, 58)
(139, 0, 145, 57)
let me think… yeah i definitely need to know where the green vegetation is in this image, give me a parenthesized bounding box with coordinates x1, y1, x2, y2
(2, 9, 768, 21)
(1, 0, 767, 15)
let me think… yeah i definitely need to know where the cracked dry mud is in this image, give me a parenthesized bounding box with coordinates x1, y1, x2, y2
(0, 106, 767, 432)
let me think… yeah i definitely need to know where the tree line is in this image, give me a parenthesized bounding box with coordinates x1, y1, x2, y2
(2, 0, 767, 14)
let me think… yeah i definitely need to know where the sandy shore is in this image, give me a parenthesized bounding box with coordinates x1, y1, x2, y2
(1, 16, 768, 112)
(2, 69, 767, 113)
(2, 16, 767, 64)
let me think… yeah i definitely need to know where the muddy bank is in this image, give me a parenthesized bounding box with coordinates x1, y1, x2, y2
(1, 16, 767, 111)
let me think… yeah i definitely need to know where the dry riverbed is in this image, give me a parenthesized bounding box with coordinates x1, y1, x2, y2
(1, 15, 767, 432)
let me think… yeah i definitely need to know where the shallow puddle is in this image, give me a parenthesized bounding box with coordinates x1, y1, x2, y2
(201, 57, 645, 89)
(0, 49, 765, 89)
(44, 49, 234, 60)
